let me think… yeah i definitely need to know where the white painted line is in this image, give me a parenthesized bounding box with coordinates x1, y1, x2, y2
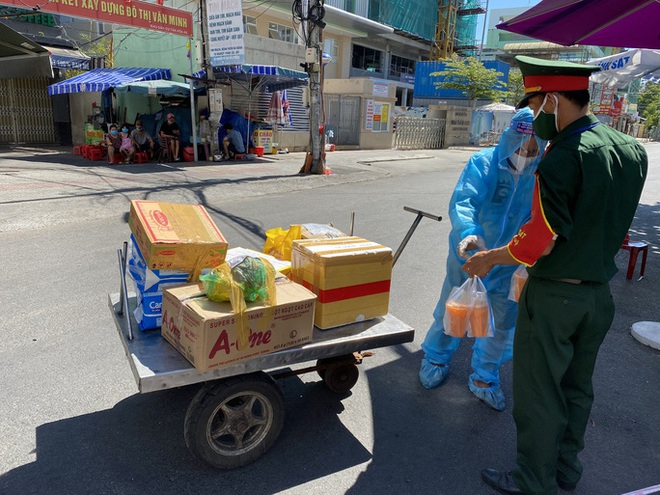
(620, 484, 660, 495)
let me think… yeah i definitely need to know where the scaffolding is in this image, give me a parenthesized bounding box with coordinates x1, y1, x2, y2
(373, 0, 438, 42)
(430, 0, 484, 60)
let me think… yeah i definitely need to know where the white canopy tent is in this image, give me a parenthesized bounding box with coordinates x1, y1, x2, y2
(588, 49, 660, 89)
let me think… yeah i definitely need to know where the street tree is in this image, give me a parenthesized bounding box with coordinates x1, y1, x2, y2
(430, 55, 506, 106)
(638, 82, 660, 128)
(506, 68, 525, 107)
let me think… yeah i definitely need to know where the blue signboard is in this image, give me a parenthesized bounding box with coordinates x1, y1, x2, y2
(414, 60, 510, 99)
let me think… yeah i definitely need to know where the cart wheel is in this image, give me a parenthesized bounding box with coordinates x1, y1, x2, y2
(323, 362, 360, 394)
(316, 355, 354, 380)
(184, 372, 284, 469)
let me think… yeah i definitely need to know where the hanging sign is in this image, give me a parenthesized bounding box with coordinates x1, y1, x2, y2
(0, 0, 193, 37)
(207, 0, 245, 66)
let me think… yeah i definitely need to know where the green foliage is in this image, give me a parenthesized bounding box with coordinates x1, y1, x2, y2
(63, 33, 112, 78)
(506, 68, 524, 106)
(429, 55, 506, 104)
(638, 82, 660, 128)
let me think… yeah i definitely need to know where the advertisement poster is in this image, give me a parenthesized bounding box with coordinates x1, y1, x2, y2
(0, 0, 192, 36)
(365, 98, 375, 130)
(207, 0, 245, 66)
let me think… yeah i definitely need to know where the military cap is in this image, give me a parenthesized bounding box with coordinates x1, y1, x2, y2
(515, 55, 600, 109)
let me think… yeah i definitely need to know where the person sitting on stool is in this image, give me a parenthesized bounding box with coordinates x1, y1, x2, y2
(159, 113, 181, 162)
(105, 124, 122, 164)
(222, 123, 246, 160)
(131, 119, 155, 159)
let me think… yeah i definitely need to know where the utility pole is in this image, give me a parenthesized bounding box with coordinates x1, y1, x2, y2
(301, 0, 326, 174)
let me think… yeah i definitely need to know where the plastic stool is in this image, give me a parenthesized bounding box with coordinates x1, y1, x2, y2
(233, 153, 246, 160)
(134, 151, 149, 163)
(81, 145, 91, 158)
(73, 145, 83, 155)
(87, 147, 104, 161)
(621, 234, 649, 280)
(111, 153, 124, 164)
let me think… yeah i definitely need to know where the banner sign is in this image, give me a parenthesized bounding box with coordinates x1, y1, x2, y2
(207, 0, 245, 66)
(0, 0, 193, 37)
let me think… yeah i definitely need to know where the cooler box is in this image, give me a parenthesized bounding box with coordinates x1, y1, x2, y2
(128, 200, 228, 279)
(291, 237, 392, 329)
(161, 278, 317, 372)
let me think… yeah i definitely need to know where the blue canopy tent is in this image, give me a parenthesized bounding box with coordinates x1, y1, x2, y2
(47, 67, 171, 95)
(186, 64, 308, 152)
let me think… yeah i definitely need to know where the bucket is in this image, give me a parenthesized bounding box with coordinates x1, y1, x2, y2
(183, 146, 195, 162)
(254, 146, 265, 157)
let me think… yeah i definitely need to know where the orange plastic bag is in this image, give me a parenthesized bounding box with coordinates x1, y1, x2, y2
(508, 265, 528, 303)
(443, 276, 494, 338)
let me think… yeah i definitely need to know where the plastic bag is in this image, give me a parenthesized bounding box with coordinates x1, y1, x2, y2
(508, 265, 529, 303)
(263, 225, 302, 261)
(199, 262, 234, 302)
(443, 276, 494, 338)
(231, 256, 276, 306)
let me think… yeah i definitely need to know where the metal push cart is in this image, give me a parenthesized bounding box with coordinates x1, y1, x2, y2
(109, 207, 441, 469)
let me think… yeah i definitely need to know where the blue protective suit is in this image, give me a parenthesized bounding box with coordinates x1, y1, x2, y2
(420, 108, 546, 410)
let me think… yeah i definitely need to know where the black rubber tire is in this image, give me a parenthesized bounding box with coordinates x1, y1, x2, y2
(316, 355, 354, 380)
(184, 372, 285, 469)
(323, 362, 360, 393)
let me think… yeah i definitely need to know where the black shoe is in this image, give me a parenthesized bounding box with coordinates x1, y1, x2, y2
(481, 469, 524, 495)
(557, 478, 577, 492)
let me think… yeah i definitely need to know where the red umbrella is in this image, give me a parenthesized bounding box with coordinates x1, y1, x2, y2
(497, 0, 660, 50)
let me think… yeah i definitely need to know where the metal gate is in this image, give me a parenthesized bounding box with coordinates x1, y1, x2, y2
(0, 78, 56, 144)
(324, 94, 360, 146)
(394, 116, 446, 150)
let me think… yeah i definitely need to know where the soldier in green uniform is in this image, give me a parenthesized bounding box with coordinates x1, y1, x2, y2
(462, 56, 648, 495)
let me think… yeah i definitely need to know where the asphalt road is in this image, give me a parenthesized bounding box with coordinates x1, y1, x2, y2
(0, 144, 658, 495)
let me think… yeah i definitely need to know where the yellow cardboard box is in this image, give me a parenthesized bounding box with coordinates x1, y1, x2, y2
(291, 237, 392, 329)
(128, 200, 228, 280)
(161, 279, 316, 372)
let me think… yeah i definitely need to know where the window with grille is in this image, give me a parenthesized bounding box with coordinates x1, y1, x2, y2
(269, 22, 298, 43)
(243, 15, 257, 35)
(352, 44, 382, 72)
(390, 55, 416, 78)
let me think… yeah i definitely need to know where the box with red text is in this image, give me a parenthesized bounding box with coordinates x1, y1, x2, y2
(161, 278, 316, 372)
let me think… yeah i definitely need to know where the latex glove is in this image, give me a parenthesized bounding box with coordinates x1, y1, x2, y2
(457, 235, 486, 259)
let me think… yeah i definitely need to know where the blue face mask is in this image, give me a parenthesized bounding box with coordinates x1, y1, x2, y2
(122, 128, 128, 133)
(110, 130, 118, 135)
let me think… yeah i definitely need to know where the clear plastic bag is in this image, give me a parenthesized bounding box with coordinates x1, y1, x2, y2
(508, 265, 529, 303)
(443, 276, 494, 338)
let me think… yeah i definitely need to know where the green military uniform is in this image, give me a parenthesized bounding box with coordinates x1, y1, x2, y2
(510, 57, 648, 495)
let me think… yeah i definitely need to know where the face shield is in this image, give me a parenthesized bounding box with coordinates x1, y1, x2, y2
(497, 110, 547, 173)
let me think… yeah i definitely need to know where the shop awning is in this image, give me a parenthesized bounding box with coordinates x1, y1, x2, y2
(588, 49, 660, 88)
(190, 64, 308, 92)
(47, 67, 172, 95)
(48, 46, 91, 71)
(115, 79, 202, 96)
(0, 22, 52, 79)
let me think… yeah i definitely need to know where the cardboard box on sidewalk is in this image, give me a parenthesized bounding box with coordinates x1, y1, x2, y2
(291, 237, 392, 329)
(128, 200, 228, 279)
(161, 278, 316, 372)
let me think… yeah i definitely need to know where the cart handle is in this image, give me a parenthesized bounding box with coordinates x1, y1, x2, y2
(393, 206, 443, 267)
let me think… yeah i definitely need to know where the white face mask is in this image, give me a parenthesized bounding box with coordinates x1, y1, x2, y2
(509, 153, 536, 172)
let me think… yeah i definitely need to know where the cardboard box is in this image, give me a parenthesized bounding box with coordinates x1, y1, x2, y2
(161, 278, 316, 372)
(291, 237, 392, 329)
(129, 200, 228, 279)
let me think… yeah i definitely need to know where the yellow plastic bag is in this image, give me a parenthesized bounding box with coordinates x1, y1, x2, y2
(263, 225, 302, 261)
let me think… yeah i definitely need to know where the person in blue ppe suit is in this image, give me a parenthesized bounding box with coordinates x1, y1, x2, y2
(419, 108, 546, 411)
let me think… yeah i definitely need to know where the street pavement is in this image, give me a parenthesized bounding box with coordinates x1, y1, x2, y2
(0, 143, 658, 495)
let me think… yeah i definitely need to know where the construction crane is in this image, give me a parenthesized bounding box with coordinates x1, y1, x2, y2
(430, 0, 486, 60)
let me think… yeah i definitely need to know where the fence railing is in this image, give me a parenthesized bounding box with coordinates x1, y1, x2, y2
(394, 117, 446, 150)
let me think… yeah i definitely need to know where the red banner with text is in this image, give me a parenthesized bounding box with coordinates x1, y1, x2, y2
(0, 0, 192, 37)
